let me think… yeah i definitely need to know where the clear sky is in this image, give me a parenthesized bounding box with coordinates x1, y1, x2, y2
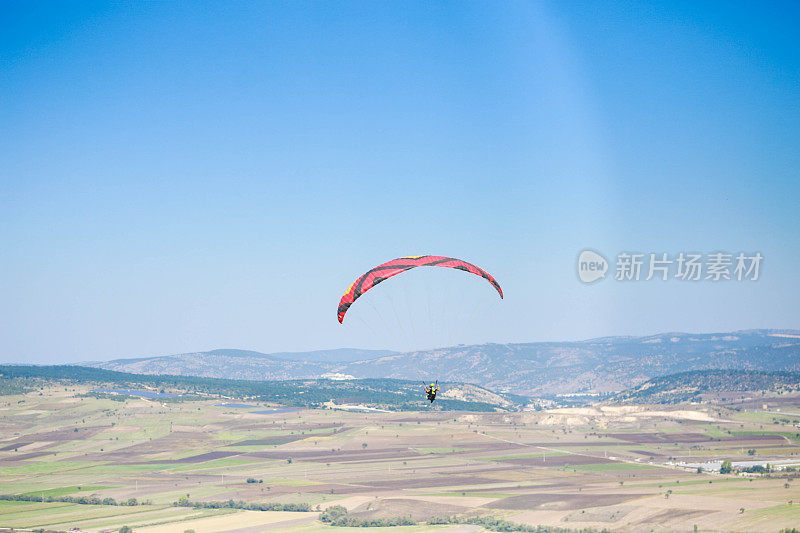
(2, 1, 798, 363)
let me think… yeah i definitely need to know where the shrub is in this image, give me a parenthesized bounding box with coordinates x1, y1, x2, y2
(320, 505, 348, 523)
(319, 505, 415, 527)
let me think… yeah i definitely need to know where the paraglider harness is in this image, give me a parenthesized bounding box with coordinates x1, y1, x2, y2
(425, 381, 439, 403)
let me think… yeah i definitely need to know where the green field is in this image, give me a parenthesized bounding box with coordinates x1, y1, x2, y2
(2, 385, 800, 532)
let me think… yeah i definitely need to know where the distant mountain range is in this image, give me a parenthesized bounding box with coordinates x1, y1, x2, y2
(86, 329, 800, 396)
(87, 348, 397, 381)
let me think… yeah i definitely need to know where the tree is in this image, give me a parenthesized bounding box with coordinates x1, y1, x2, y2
(720, 460, 733, 474)
(119, 526, 133, 533)
(320, 505, 348, 523)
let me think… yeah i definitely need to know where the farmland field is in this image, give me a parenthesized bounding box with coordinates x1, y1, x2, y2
(2, 386, 800, 532)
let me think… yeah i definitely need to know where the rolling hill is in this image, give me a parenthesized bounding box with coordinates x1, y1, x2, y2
(84, 329, 800, 395)
(0, 365, 519, 411)
(612, 369, 800, 404)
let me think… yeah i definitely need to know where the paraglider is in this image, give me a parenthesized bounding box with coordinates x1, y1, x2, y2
(337, 254, 502, 405)
(425, 381, 439, 403)
(337, 255, 503, 323)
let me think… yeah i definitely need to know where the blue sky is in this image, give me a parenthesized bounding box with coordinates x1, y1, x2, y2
(1, 1, 798, 363)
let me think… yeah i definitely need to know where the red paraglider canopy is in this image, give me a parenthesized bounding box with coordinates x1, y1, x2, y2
(337, 255, 503, 323)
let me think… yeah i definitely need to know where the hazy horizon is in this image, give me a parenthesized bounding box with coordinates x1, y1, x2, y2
(2, 326, 798, 366)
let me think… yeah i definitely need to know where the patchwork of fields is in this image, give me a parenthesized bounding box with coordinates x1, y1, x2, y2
(2, 386, 800, 532)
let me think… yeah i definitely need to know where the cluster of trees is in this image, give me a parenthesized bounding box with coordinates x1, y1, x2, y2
(49, 527, 134, 533)
(427, 514, 611, 532)
(615, 369, 800, 404)
(0, 379, 29, 395)
(398, 399, 498, 412)
(0, 365, 512, 411)
(318, 507, 610, 532)
(741, 464, 771, 474)
(0, 494, 144, 506)
(172, 496, 309, 512)
(319, 505, 415, 527)
(719, 461, 797, 475)
(0, 364, 412, 405)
